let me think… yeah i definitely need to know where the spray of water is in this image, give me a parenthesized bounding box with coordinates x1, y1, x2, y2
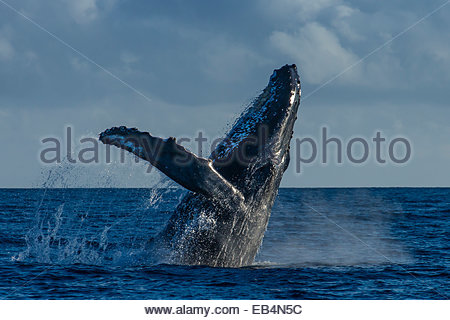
(13, 158, 182, 266)
(15, 151, 413, 268)
(256, 189, 413, 267)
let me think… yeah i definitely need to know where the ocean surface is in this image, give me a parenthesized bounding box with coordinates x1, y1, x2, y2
(0, 187, 448, 299)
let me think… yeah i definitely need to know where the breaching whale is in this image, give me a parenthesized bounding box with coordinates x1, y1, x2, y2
(99, 64, 301, 267)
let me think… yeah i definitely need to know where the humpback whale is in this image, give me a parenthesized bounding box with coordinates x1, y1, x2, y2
(99, 64, 301, 267)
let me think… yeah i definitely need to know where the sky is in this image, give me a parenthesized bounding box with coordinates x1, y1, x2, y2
(0, 0, 449, 187)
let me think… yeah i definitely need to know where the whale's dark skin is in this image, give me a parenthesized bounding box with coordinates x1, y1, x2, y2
(99, 64, 301, 267)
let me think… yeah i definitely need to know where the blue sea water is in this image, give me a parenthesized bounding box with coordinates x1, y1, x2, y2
(0, 187, 448, 299)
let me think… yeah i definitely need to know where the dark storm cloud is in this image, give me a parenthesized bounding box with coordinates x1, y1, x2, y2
(0, 0, 449, 109)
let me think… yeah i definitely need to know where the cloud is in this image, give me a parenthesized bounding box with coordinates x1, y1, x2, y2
(270, 22, 360, 84)
(65, 0, 117, 24)
(66, 0, 98, 24)
(331, 5, 364, 41)
(201, 37, 265, 83)
(0, 0, 449, 186)
(0, 36, 14, 60)
(120, 51, 139, 65)
(70, 56, 91, 72)
(259, 0, 342, 22)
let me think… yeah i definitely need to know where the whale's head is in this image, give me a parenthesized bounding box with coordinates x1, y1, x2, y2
(211, 64, 301, 199)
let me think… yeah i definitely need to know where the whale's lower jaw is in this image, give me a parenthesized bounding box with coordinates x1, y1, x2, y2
(100, 64, 301, 268)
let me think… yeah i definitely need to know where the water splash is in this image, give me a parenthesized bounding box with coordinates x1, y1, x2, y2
(13, 160, 182, 267)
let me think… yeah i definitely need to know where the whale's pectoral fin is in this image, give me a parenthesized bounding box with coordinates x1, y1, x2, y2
(99, 126, 245, 207)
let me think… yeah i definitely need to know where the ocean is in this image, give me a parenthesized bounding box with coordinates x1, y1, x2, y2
(0, 187, 448, 299)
